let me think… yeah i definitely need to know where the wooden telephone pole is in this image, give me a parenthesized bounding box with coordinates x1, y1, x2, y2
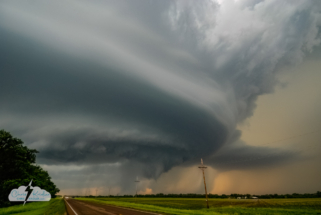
(85, 187, 89, 196)
(199, 158, 209, 209)
(134, 177, 140, 197)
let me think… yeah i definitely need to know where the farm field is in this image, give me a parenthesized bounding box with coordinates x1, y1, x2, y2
(0, 198, 66, 215)
(77, 197, 321, 215)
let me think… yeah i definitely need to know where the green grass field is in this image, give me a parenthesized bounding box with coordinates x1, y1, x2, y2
(0, 198, 66, 215)
(77, 197, 321, 215)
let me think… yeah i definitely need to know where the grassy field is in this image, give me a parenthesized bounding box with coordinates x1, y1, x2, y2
(0, 198, 66, 215)
(77, 197, 321, 215)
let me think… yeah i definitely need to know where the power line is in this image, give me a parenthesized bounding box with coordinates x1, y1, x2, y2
(214, 130, 321, 166)
(255, 128, 321, 147)
(215, 143, 321, 166)
(216, 127, 321, 164)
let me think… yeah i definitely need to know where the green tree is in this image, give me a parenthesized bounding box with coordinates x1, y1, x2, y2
(0, 129, 60, 207)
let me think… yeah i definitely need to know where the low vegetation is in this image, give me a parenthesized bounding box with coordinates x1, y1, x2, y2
(77, 197, 321, 215)
(80, 191, 321, 199)
(0, 198, 66, 215)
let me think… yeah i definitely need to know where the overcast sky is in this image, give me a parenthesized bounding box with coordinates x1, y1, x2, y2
(1, 0, 320, 195)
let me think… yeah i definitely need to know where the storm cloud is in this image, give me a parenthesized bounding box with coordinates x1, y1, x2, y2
(1, 0, 321, 189)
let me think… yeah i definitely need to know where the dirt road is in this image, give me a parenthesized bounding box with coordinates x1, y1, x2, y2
(64, 198, 162, 215)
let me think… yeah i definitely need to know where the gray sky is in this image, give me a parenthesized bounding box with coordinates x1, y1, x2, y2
(0, 0, 320, 195)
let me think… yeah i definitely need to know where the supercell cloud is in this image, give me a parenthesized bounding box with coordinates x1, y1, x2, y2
(0, 0, 320, 190)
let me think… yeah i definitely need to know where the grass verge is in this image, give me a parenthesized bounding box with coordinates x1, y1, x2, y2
(77, 198, 224, 215)
(0, 198, 66, 215)
(77, 197, 321, 215)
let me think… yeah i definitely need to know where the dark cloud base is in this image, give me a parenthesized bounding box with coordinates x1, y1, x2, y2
(1, 0, 320, 193)
(0, 28, 228, 178)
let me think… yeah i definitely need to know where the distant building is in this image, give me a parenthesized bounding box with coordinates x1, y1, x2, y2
(252, 196, 258, 199)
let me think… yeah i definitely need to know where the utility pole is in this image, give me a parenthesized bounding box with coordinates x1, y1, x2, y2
(96, 187, 103, 197)
(198, 158, 209, 209)
(107, 181, 111, 197)
(134, 176, 140, 198)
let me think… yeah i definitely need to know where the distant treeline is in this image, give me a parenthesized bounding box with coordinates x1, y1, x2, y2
(75, 191, 321, 199)
(230, 192, 321, 199)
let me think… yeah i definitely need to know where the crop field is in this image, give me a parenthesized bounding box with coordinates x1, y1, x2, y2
(0, 198, 66, 215)
(77, 197, 321, 215)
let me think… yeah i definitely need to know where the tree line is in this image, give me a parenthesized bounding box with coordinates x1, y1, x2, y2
(76, 191, 321, 199)
(0, 130, 60, 208)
